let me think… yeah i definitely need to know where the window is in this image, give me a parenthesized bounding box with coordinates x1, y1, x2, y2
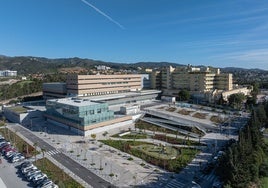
(90, 110, 94, 115)
(97, 109, 101, 113)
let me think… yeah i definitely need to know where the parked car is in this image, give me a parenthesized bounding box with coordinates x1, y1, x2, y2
(34, 178, 49, 186)
(32, 173, 47, 183)
(5, 150, 17, 158)
(37, 179, 53, 188)
(11, 155, 25, 163)
(20, 161, 32, 169)
(21, 164, 37, 174)
(27, 172, 42, 181)
(2, 146, 15, 155)
(0, 143, 10, 151)
(7, 152, 20, 161)
(25, 169, 41, 178)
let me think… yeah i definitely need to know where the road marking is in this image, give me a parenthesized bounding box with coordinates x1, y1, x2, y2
(46, 149, 61, 156)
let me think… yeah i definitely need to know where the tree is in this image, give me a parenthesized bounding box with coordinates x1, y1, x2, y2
(41, 148, 46, 169)
(216, 105, 268, 187)
(228, 93, 246, 109)
(178, 89, 190, 101)
(33, 143, 38, 163)
(256, 105, 267, 126)
(91, 134, 96, 140)
(245, 96, 256, 110)
(251, 83, 259, 98)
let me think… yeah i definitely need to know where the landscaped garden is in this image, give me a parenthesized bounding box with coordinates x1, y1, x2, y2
(152, 134, 205, 146)
(192, 112, 207, 119)
(210, 115, 225, 124)
(100, 139, 199, 172)
(135, 120, 205, 137)
(166, 107, 177, 112)
(135, 120, 179, 135)
(178, 109, 193, 115)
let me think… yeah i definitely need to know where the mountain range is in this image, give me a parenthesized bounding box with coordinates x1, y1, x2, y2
(0, 55, 267, 77)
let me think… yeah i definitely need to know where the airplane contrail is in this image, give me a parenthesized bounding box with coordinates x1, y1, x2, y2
(80, 0, 125, 29)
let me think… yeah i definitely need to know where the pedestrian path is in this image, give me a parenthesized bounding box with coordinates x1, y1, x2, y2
(164, 179, 186, 188)
(46, 149, 61, 156)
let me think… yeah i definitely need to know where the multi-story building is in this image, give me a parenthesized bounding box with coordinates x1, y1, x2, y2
(150, 65, 233, 100)
(66, 74, 142, 97)
(43, 83, 67, 99)
(44, 98, 115, 135)
(149, 70, 161, 89)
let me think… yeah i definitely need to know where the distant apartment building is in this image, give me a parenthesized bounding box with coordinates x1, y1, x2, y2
(0, 70, 17, 77)
(95, 65, 111, 71)
(66, 74, 142, 97)
(149, 65, 233, 100)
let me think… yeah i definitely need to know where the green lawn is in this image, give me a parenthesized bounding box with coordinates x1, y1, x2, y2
(132, 144, 178, 160)
(16, 80, 33, 87)
(152, 134, 205, 146)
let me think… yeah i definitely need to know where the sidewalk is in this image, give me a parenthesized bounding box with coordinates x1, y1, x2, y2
(0, 177, 7, 188)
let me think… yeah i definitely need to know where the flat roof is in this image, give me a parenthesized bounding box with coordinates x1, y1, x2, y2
(49, 98, 100, 107)
(6, 106, 28, 114)
(82, 90, 161, 101)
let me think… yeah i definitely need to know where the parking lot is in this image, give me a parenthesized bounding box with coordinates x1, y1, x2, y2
(0, 155, 28, 188)
(0, 132, 58, 188)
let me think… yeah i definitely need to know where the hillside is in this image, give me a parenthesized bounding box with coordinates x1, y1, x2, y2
(0, 55, 268, 87)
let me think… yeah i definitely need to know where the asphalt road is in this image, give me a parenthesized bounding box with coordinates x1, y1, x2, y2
(13, 126, 113, 188)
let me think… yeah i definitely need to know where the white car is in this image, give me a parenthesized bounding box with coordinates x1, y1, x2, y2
(21, 165, 37, 174)
(32, 173, 47, 183)
(28, 172, 42, 181)
(25, 169, 41, 178)
(11, 155, 25, 163)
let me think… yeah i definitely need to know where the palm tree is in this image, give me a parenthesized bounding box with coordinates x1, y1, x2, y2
(13, 130, 18, 147)
(33, 142, 38, 163)
(41, 148, 46, 169)
(41, 148, 46, 158)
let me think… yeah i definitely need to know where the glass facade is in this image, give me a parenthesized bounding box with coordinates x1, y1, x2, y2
(46, 98, 114, 128)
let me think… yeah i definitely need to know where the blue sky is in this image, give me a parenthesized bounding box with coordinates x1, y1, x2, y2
(1, 0, 268, 70)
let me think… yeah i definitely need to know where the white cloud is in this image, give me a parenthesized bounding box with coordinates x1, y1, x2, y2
(80, 0, 125, 29)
